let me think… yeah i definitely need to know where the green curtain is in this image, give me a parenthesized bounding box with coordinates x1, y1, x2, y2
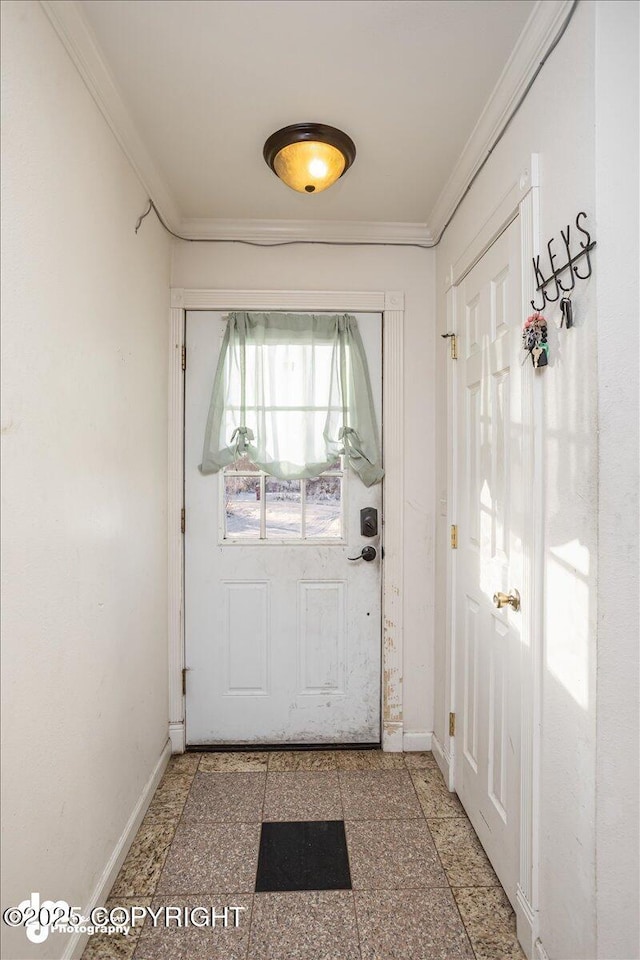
(200, 311, 383, 486)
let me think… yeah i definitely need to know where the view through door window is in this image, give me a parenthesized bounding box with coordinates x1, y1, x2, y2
(223, 455, 344, 542)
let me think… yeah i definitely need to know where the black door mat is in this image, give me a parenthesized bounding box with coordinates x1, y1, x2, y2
(255, 820, 352, 892)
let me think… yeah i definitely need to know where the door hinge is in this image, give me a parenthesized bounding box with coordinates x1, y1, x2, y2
(181, 345, 186, 371)
(182, 667, 187, 696)
(450, 524, 458, 549)
(441, 332, 458, 360)
(449, 712, 456, 737)
(181, 507, 185, 534)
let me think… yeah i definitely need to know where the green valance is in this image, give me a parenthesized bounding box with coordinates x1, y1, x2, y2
(200, 311, 383, 486)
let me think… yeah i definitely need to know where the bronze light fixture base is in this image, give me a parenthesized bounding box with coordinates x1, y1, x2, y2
(263, 123, 356, 194)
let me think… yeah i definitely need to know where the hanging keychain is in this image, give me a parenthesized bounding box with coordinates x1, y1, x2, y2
(560, 295, 573, 328)
(522, 312, 549, 368)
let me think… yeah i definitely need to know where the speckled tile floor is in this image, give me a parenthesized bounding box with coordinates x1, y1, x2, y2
(81, 751, 525, 960)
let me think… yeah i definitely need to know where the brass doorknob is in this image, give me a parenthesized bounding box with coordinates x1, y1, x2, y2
(493, 588, 521, 611)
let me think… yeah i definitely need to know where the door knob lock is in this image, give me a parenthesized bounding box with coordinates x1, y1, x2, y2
(493, 589, 520, 611)
(348, 545, 377, 562)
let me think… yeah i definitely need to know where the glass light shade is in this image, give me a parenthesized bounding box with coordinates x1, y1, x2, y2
(273, 141, 346, 194)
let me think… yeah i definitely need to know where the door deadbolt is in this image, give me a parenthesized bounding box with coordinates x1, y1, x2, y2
(360, 507, 378, 538)
(493, 588, 521, 611)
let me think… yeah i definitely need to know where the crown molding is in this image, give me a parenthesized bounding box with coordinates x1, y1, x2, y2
(178, 217, 434, 246)
(39, 0, 180, 231)
(427, 0, 575, 240)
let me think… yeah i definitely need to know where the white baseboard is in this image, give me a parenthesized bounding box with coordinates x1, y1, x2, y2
(516, 883, 538, 960)
(431, 730, 452, 782)
(382, 721, 403, 752)
(169, 720, 185, 753)
(534, 939, 550, 960)
(63, 739, 172, 960)
(402, 730, 433, 752)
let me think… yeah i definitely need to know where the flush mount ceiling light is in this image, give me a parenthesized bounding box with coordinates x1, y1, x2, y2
(263, 123, 356, 195)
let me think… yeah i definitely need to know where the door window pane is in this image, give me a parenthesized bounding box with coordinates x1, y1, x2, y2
(305, 477, 342, 539)
(222, 471, 344, 542)
(265, 479, 302, 539)
(224, 476, 261, 538)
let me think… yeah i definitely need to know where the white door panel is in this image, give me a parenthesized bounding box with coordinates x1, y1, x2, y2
(185, 311, 382, 744)
(455, 220, 523, 907)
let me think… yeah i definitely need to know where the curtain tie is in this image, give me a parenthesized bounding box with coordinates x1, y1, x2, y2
(338, 425, 373, 465)
(230, 426, 254, 457)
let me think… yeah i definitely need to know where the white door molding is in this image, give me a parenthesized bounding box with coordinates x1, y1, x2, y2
(446, 157, 542, 958)
(168, 289, 405, 753)
(515, 172, 544, 960)
(168, 305, 185, 754)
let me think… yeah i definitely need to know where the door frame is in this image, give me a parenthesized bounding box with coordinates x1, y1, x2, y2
(444, 157, 544, 958)
(168, 289, 406, 755)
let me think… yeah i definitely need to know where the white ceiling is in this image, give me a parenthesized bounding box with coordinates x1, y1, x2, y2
(80, 0, 535, 225)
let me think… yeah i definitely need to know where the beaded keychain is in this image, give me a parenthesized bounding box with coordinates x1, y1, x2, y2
(522, 312, 549, 368)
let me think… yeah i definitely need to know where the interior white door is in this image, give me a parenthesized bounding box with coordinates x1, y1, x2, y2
(454, 219, 523, 906)
(184, 310, 382, 745)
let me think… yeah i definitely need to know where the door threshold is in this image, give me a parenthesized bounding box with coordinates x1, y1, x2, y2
(185, 742, 381, 753)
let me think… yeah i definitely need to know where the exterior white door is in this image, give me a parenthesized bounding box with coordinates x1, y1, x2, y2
(454, 219, 523, 906)
(184, 310, 382, 745)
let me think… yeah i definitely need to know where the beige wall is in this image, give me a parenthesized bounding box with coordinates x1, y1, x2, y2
(1, 4, 171, 958)
(171, 241, 437, 745)
(594, 3, 639, 958)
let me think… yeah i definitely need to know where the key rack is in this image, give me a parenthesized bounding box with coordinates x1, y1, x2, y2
(530, 211, 596, 311)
